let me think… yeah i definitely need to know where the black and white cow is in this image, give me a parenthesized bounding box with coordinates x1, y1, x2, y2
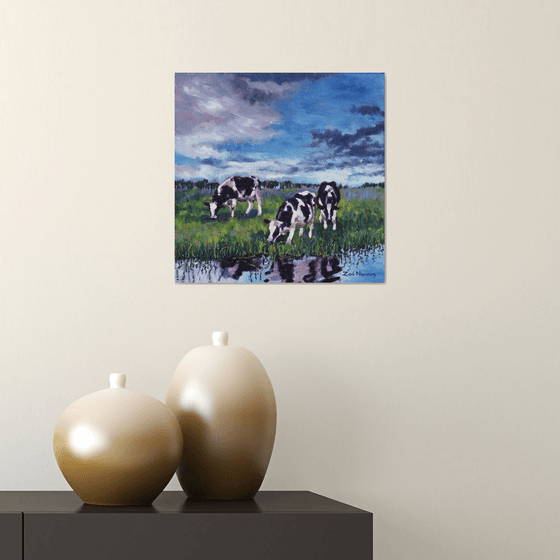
(317, 181, 341, 230)
(204, 176, 263, 220)
(264, 191, 317, 245)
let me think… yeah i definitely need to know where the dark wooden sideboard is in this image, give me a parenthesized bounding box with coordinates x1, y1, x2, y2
(0, 491, 372, 560)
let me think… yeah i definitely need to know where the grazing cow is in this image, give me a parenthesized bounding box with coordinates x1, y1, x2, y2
(317, 181, 341, 230)
(204, 176, 263, 220)
(264, 191, 317, 245)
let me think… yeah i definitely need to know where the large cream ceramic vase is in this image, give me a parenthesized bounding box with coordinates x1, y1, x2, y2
(53, 374, 183, 506)
(166, 332, 277, 500)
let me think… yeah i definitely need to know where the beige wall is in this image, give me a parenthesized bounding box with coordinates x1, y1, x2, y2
(1, 0, 560, 558)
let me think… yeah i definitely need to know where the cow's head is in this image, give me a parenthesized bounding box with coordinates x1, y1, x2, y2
(264, 218, 286, 244)
(203, 198, 219, 219)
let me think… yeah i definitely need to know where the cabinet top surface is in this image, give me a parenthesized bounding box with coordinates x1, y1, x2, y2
(0, 491, 370, 515)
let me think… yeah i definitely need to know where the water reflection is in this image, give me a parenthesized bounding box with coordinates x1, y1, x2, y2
(175, 246, 384, 284)
(264, 256, 341, 283)
(219, 256, 264, 281)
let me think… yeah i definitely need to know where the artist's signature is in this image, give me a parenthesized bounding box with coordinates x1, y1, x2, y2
(351, 271, 377, 277)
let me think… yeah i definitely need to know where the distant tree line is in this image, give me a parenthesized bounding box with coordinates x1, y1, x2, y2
(175, 179, 219, 190)
(175, 179, 385, 190)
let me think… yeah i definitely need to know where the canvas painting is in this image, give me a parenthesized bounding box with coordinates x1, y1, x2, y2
(175, 73, 385, 283)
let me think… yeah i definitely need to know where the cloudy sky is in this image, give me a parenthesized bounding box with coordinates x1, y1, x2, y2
(175, 73, 385, 187)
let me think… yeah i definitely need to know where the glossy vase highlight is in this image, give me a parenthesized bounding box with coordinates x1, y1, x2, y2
(53, 373, 183, 506)
(166, 332, 277, 500)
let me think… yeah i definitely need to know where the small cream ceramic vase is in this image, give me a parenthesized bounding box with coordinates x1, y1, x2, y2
(166, 332, 277, 500)
(53, 373, 183, 506)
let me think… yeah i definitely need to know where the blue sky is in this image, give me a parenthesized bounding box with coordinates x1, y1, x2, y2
(175, 73, 384, 186)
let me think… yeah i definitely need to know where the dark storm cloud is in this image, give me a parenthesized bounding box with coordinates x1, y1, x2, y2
(297, 159, 335, 173)
(351, 104, 385, 117)
(199, 158, 221, 166)
(229, 74, 335, 104)
(234, 155, 257, 163)
(307, 123, 385, 171)
(344, 143, 385, 160)
(233, 73, 334, 84)
(231, 77, 276, 105)
(310, 123, 385, 152)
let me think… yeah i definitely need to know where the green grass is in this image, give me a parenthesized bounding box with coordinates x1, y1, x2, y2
(175, 188, 384, 261)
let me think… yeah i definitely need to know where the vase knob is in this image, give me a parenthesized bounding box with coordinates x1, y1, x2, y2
(109, 373, 126, 388)
(212, 332, 229, 346)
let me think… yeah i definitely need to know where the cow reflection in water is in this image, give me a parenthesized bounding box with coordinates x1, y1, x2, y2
(264, 256, 342, 283)
(219, 257, 263, 281)
(216, 255, 342, 283)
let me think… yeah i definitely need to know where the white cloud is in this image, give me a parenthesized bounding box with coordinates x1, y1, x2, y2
(175, 74, 285, 157)
(239, 77, 300, 97)
(176, 155, 302, 183)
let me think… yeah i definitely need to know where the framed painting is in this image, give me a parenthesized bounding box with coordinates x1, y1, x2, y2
(175, 73, 385, 283)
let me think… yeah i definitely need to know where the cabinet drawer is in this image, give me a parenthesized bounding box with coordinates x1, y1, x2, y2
(24, 512, 372, 560)
(0, 512, 22, 560)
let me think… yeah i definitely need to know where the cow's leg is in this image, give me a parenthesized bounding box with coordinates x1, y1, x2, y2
(230, 199, 238, 218)
(256, 190, 263, 216)
(299, 226, 304, 237)
(245, 199, 253, 214)
(308, 218, 314, 239)
(321, 209, 327, 229)
(286, 225, 296, 245)
(332, 209, 337, 230)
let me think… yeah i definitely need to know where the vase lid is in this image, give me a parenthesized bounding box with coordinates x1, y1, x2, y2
(212, 331, 229, 346)
(109, 373, 127, 388)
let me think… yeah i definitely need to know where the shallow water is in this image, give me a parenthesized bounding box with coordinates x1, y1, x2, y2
(175, 247, 385, 284)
